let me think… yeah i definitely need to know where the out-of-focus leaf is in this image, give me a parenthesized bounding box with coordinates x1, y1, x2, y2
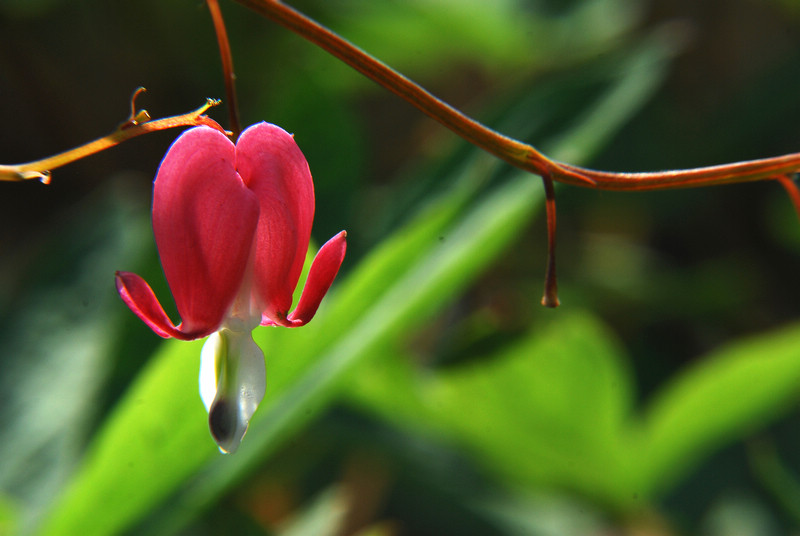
(476, 490, 608, 536)
(635, 322, 800, 497)
(322, 0, 642, 90)
(348, 311, 637, 509)
(348, 293, 800, 512)
(440, 314, 633, 490)
(277, 486, 347, 536)
(37, 338, 211, 536)
(541, 25, 686, 163)
(0, 177, 153, 535)
(0, 493, 19, 536)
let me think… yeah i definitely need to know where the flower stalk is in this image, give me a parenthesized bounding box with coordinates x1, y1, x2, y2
(207, 0, 242, 140)
(0, 89, 224, 184)
(232, 0, 800, 203)
(230, 0, 800, 307)
(540, 174, 559, 308)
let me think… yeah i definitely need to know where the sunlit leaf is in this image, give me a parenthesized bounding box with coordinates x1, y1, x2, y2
(635, 322, 800, 497)
(0, 179, 154, 535)
(348, 311, 637, 508)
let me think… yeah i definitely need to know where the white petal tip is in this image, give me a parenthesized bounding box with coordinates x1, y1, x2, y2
(208, 397, 250, 454)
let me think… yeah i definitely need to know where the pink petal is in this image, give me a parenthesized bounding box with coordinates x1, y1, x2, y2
(115, 271, 201, 340)
(235, 123, 315, 322)
(266, 231, 347, 327)
(153, 126, 259, 337)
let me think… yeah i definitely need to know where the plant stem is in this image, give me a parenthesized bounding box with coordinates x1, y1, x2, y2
(0, 93, 223, 183)
(541, 174, 559, 308)
(777, 175, 800, 220)
(207, 0, 242, 140)
(232, 0, 800, 193)
(231, 0, 555, 179)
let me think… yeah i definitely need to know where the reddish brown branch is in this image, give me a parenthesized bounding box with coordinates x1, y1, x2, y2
(231, 0, 556, 179)
(540, 174, 560, 308)
(231, 0, 800, 193)
(777, 175, 800, 222)
(0, 94, 223, 183)
(207, 0, 242, 139)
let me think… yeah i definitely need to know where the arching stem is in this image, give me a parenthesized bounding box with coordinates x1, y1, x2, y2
(232, 0, 800, 193)
(207, 0, 242, 140)
(777, 175, 800, 222)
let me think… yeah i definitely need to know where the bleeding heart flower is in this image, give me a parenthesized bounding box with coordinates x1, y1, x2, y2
(116, 122, 346, 453)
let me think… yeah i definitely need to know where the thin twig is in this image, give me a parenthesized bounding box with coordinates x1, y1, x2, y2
(0, 91, 223, 183)
(777, 175, 800, 221)
(207, 0, 242, 139)
(540, 174, 560, 308)
(231, 0, 557, 179)
(232, 0, 800, 193)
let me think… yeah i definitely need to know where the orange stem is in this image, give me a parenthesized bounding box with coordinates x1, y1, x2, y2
(0, 92, 223, 183)
(231, 0, 554, 178)
(231, 0, 800, 193)
(777, 175, 800, 221)
(207, 0, 242, 139)
(540, 174, 560, 308)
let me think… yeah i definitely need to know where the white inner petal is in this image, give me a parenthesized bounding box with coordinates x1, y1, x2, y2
(198, 328, 266, 454)
(199, 331, 224, 412)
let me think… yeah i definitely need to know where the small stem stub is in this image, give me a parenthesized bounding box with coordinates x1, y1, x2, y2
(207, 0, 242, 140)
(541, 173, 560, 308)
(777, 174, 800, 222)
(120, 87, 150, 129)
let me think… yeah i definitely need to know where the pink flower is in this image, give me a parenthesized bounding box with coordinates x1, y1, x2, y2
(116, 123, 346, 453)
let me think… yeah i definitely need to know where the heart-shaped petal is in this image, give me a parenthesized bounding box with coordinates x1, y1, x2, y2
(154, 126, 260, 337)
(235, 123, 315, 324)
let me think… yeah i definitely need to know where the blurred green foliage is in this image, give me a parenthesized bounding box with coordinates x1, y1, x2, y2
(2, 0, 800, 535)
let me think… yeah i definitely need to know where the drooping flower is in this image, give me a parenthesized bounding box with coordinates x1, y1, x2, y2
(116, 122, 346, 453)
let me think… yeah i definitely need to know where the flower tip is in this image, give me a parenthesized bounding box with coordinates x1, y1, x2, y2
(208, 398, 243, 454)
(200, 330, 265, 454)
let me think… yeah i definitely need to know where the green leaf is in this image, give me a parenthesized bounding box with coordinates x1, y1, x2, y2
(324, 0, 641, 90)
(0, 493, 19, 536)
(0, 180, 155, 535)
(635, 322, 800, 497)
(36, 339, 212, 536)
(349, 311, 637, 508)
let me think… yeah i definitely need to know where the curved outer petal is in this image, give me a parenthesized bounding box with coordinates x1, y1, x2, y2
(153, 126, 259, 337)
(274, 230, 347, 327)
(115, 271, 197, 340)
(235, 123, 314, 323)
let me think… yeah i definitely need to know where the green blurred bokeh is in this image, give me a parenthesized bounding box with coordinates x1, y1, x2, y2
(2, 1, 800, 535)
